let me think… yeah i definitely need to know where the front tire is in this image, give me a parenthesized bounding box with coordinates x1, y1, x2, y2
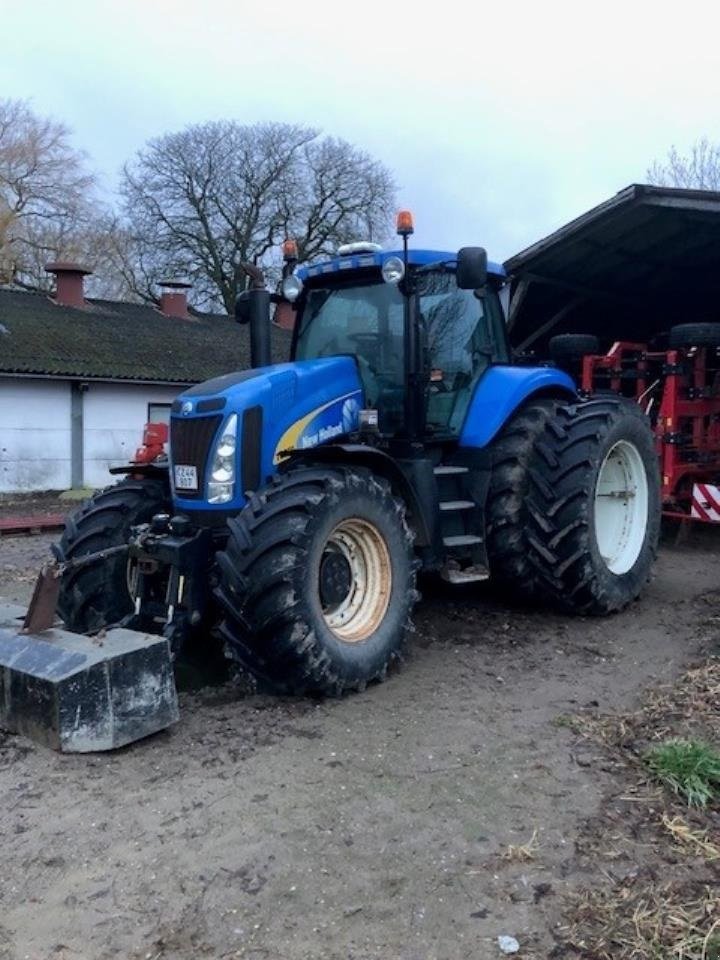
(525, 398, 661, 614)
(215, 466, 418, 694)
(57, 477, 170, 633)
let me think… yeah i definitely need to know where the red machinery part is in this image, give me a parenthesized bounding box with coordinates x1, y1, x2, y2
(580, 341, 720, 523)
(133, 422, 169, 464)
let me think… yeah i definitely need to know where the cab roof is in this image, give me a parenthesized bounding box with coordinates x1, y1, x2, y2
(297, 248, 506, 282)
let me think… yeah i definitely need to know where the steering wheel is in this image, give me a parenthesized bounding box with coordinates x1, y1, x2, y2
(429, 372, 451, 393)
(347, 332, 383, 375)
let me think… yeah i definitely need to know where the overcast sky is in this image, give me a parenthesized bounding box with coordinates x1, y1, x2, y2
(2, 0, 718, 261)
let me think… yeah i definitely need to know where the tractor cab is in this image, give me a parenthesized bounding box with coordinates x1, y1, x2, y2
(280, 220, 509, 442)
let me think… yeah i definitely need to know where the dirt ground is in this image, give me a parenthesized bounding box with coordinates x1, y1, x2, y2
(0, 529, 718, 960)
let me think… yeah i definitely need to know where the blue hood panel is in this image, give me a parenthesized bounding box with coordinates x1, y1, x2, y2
(171, 357, 364, 511)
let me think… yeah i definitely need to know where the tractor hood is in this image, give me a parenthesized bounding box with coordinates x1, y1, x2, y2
(170, 356, 364, 511)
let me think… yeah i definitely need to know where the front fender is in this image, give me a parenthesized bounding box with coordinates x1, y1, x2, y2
(459, 365, 576, 448)
(283, 443, 433, 547)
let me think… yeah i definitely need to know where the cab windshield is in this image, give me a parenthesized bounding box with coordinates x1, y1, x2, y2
(295, 270, 506, 435)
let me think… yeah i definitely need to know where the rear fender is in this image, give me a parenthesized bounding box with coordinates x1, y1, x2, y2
(460, 365, 576, 448)
(283, 444, 433, 547)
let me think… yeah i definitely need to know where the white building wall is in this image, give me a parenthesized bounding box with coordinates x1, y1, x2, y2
(0, 379, 72, 492)
(83, 382, 180, 489)
(0, 377, 182, 493)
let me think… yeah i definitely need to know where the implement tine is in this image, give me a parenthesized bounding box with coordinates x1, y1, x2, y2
(23, 562, 62, 634)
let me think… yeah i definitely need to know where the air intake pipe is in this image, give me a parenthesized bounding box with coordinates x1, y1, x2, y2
(235, 262, 271, 368)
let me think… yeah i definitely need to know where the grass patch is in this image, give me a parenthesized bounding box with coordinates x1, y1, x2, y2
(554, 646, 720, 958)
(646, 739, 720, 808)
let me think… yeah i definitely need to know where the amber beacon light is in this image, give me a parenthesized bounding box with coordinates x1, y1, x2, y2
(282, 238, 298, 261)
(396, 210, 414, 237)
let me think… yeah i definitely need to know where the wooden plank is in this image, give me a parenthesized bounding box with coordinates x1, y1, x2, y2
(0, 514, 65, 535)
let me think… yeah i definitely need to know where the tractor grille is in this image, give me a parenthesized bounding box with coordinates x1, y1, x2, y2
(170, 415, 222, 498)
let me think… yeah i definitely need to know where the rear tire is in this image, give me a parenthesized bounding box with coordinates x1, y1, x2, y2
(215, 466, 418, 694)
(486, 398, 558, 596)
(57, 477, 169, 633)
(525, 398, 660, 614)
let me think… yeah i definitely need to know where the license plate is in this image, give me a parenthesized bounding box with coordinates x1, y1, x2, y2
(174, 464, 198, 491)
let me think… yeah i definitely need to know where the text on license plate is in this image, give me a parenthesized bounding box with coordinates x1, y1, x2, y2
(174, 464, 198, 491)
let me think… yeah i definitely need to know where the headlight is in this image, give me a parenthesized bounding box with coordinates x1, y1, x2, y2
(208, 414, 237, 503)
(381, 256, 404, 284)
(282, 274, 303, 302)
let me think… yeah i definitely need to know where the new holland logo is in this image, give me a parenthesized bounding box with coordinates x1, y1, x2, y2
(273, 391, 362, 464)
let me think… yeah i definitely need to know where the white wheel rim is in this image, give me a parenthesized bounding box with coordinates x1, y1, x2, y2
(320, 518, 391, 643)
(126, 558, 138, 598)
(594, 440, 649, 575)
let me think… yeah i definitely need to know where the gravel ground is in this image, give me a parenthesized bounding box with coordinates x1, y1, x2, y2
(0, 529, 718, 960)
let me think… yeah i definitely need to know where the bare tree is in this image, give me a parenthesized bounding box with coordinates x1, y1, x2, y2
(0, 99, 98, 288)
(279, 136, 395, 260)
(120, 121, 396, 313)
(647, 137, 720, 191)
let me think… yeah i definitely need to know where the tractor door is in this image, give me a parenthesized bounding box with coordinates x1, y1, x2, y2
(295, 281, 407, 433)
(421, 271, 509, 435)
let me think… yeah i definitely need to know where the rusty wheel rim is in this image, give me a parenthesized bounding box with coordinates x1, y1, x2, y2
(320, 517, 392, 643)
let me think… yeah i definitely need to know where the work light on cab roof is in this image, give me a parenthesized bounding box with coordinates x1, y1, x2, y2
(281, 272, 303, 302)
(281, 237, 302, 300)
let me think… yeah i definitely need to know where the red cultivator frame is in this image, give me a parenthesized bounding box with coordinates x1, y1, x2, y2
(575, 331, 720, 523)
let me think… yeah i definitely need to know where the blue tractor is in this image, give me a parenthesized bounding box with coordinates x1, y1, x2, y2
(57, 213, 661, 696)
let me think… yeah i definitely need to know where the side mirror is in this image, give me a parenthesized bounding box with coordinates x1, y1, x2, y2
(235, 290, 251, 324)
(456, 247, 487, 290)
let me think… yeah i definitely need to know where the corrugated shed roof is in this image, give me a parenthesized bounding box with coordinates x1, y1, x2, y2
(0, 289, 291, 383)
(504, 184, 720, 352)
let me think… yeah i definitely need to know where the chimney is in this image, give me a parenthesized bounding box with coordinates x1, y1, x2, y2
(45, 261, 92, 308)
(273, 300, 296, 331)
(159, 279, 192, 319)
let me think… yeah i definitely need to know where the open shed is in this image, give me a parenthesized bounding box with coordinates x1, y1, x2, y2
(504, 184, 720, 356)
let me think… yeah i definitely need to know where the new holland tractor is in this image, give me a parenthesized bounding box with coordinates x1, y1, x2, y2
(53, 212, 661, 699)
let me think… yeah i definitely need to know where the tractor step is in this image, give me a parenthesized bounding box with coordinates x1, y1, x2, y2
(0, 602, 178, 753)
(439, 500, 475, 512)
(443, 534, 483, 548)
(440, 562, 490, 584)
(433, 465, 469, 476)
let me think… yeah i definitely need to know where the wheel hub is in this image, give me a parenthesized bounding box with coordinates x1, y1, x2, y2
(319, 550, 353, 607)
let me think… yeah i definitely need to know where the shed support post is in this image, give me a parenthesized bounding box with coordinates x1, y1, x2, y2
(515, 297, 586, 354)
(507, 277, 531, 331)
(70, 381, 84, 489)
